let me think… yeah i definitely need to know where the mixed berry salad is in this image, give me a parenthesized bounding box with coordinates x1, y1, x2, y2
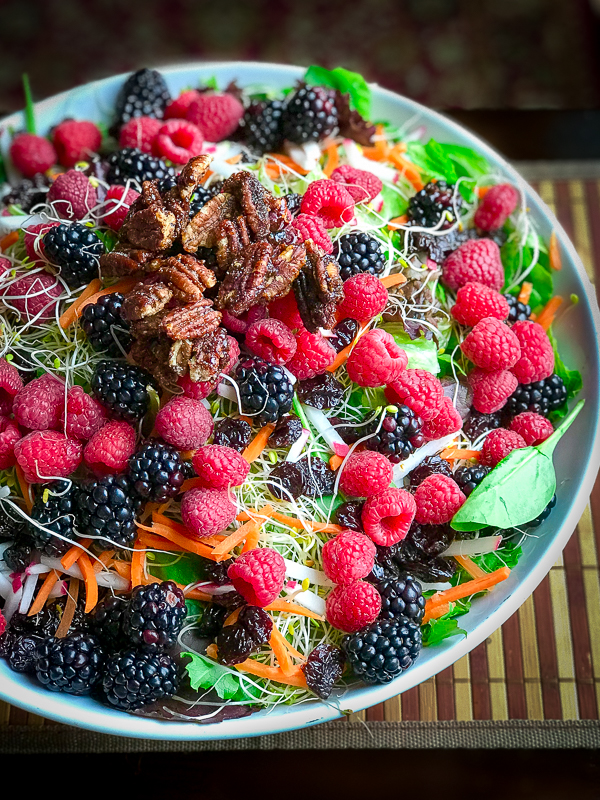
(0, 65, 583, 722)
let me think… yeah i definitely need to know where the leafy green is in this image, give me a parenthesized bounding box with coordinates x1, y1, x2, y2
(547, 328, 582, 420)
(379, 184, 408, 220)
(148, 551, 209, 586)
(473, 540, 522, 572)
(422, 610, 468, 647)
(501, 237, 553, 309)
(96, 229, 118, 252)
(304, 65, 371, 117)
(437, 352, 467, 378)
(383, 324, 440, 373)
(440, 144, 489, 180)
(403, 139, 489, 199)
(182, 652, 259, 702)
(451, 400, 584, 531)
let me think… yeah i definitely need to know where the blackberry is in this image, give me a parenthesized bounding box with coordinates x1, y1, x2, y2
(105, 147, 175, 191)
(202, 557, 233, 586)
(159, 176, 213, 217)
(462, 410, 503, 441)
(212, 417, 252, 452)
(282, 85, 338, 144)
(128, 440, 186, 502)
(122, 580, 187, 653)
(504, 293, 531, 323)
(268, 416, 303, 448)
(10, 597, 89, 639)
(0, 505, 24, 542)
(527, 493, 557, 528)
(27, 480, 78, 557)
(377, 576, 426, 624)
(504, 375, 567, 418)
(236, 356, 294, 424)
(407, 180, 461, 230)
(92, 360, 157, 422)
(91, 595, 128, 651)
(334, 233, 386, 281)
(101, 649, 180, 710)
(409, 455, 454, 489)
(77, 474, 143, 547)
(242, 99, 285, 154)
(43, 223, 104, 288)
(216, 605, 272, 666)
(113, 68, 171, 128)
(3, 539, 33, 573)
(80, 293, 132, 357)
(454, 465, 491, 497)
(365, 405, 424, 463)
(330, 318, 360, 353)
(2, 174, 49, 213)
(342, 616, 422, 685)
(285, 192, 302, 217)
(35, 632, 104, 695)
(302, 643, 345, 699)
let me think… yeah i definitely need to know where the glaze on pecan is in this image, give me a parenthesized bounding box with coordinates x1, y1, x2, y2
(121, 282, 174, 321)
(188, 327, 230, 383)
(181, 192, 238, 251)
(147, 253, 216, 303)
(160, 298, 222, 340)
(221, 171, 270, 239)
(293, 240, 344, 332)
(99, 246, 157, 278)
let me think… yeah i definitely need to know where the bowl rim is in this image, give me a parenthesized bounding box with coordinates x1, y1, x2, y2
(1, 60, 600, 740)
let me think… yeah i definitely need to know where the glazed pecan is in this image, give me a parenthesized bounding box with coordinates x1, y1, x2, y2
(160, 298, 222, 340)
(168, 339, 193, 376)
(181, 192, 238, 251)
(130, 332, 178, 390)
(99, 246, 157, 278)
(148, 254, 216, 303)
(188, 327, 230, 383)
(293, 240, 344, 332)
(221, 171, 270, 239)
(215, 216, 253, 274)
(120, 181, 180, 251)
(121, 282, 174, 321)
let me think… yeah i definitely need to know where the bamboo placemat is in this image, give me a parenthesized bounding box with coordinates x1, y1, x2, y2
(1, 168, 599, 749)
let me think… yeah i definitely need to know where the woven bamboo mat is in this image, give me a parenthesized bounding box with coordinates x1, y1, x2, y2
(1, 169, 599, 749)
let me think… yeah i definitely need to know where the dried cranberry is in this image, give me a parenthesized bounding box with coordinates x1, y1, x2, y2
(216, 624, 255, 665)
(297, 373, 345, 410)
(212, 590, 246, 609)
(267, 462, 306, 500)
(409, 455, 454, 489)
(238, 606, 272, 645)
(396, 556, 456, 583)
(268, 416, 303, 448)
(212, 418, 252, 453)
(330, 318, 359, 353)
(336, 500, 365, 532)
(410, 522, 455, 557)
(367, 543, 403, 583)
(462, 410, 502, 441)
(302, 643, 346, 699)
(328, 416, 363, 444)
(298, 457, 336, 497)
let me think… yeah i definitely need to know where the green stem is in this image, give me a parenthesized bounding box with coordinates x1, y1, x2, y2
(538, 398, 585, 457)
(292, 395, 312, 433)
(22, 74, 36, 135)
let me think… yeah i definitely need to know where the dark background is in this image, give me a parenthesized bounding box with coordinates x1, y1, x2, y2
(2, 0, 600, 793)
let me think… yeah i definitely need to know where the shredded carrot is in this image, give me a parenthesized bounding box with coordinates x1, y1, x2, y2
(270, 622, 305, 661)
(361, 125, 391, 161)
(0, 230, 19, 251)
(112, 561, 132, 582)
(236, 506, 342, 534)
(93, 550, 115, 573)
(151, 512, 191, 536)
(28, 570, 61, 616)
(518, 281, 533, 305)
(225, 153, 242, 165)
(477, 186, 491, 199)
(388, 147, 424, 191)
(15, 464, 33, 514)
(241, 523, 261, 553)
(224, 607, 242, 626)
(426, 566, 511, 612)
(264, 153, 310, 177)
(55, 577, 79, 638)
(440, 447, 480, 461)
(201, 534, 227, 547)
(139, 532, 186, 552)
(242, 422, 276, 463)
(234, 659, 308, 688)
(529, 311, 537, 321)
(236, 505, 274, 523)
(210, 520, 259, 561)
(206, 643, 218, 659)
(265, 599, 324, 620)
(322, 143, 339, 178)
(135, 520, 218, 560)
(58, 278, 102, 329)
(78, 552, 98, 613)
(180, 476, 205, 492)
(60, 537, 93, 570)
(454, 554, 487, 580)
(130, 540, 146, 588)
(326, 342, 353, 372)
(549, 231, 562, 270)
(179, 449, 197, 463)
(387, 214, 408, 229)
(182, 586, 212, 601)
(422, 601, 450, 624)
(269, 626, 295, 676)
(536, 295, 564, 331)
(380, 272, 407, 288)
(60, 277, 139, 329)
(329, 454, 344, 471)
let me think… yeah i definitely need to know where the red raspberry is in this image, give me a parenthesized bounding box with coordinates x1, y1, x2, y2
(346, 328, 407, 387)
(468, 368, 518, 415)
(47, 170, 98, 220)
(118, 116, 162, 154)
(3, 272, 62, 323)
(461, 317, 521, 371)
(474, 184, 519, 231)
(192, 445, 250, 489)
(9, 133, 57, 178)
(0, 358, 23, 415)
(268, 292, 304, 330)
(414, 474, 466, 524)
(337, 273, 388, 321)
(339, 450, 393, 497)
(227, 548, 286, 607)
(245, 318, 297, 365)
(59, 385, 107, 441)
(154, 396, 213, 450)
(186, 93, 244, 142)
(442, 239, 504, 292)
(23, 222, 60, 262)
(322, 530, 376, 585)
(154, 119, 204, 165)
(325, 580, 381, 633)
(103, 185, 140, 231)
(83, 419, 136, 476)
(0, 609, 5, 637)
(181, 487, 237, 538)
(221, 305, 266, 335)
(421, 396, 463, 441)
(480, 428, 527, 467)
(510, 320, 555, 383)
(301, 180, 355, 229)
(14, 430, 82, 483)
(52, 120, 102, 168)
(509, 412, 554, 446)
(385, 369, 444, 422)
(286, 329, 337, 380)
(13, 373, 65, 431)
(330, 164, 382, 203)
(0, 417, 22, 469)
(164, 90, 204, 120)
(291, 213, 333, 254)
(361, 487, 417, 546)
(451, 281, 510, 328)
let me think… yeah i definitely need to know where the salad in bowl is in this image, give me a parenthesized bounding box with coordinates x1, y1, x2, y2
(0, 62, 594, 734)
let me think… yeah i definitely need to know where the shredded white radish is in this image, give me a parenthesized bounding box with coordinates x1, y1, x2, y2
(39, 556, 130, 590)
(48, 581, 67, 599)
(420, 582, 453, 592)
(283, 558, 333, 587)
(217, 382, 238, 402)
(284, 140, 322, 172)
(18, 571, 39, 615)
(0, 542, 12, 558)
(0, 572, 12, 599)
(343, 139, 397, 182)
(442, 535, 502, 558)
(3, 585, 23, 622)
(301, 404, 348, 454)
(286, 428, 310, 463)
(185, 582, 236, 596)
(283, 588, 326, 616)
(282, 366, 297, 385)
(392, 434, 458, 484)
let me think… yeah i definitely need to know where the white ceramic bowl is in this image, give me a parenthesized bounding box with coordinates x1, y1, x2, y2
(1, 62, 599, 740)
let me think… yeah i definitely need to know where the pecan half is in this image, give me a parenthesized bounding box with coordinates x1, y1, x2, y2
(221, 171, 270, 239)
(160, 298, 222, 340)
(168, 339, 193, 376)
(130, 332, 178, 391)
(148, 254, 216, 303)
(215, 216, 253, 275)
(181, 192, 238, 251)
(120, 181, 180, 251)
(99, 246, 157, 278)
(121, 282, 173, 321)
(188, 327, 230, 383)
(293, 240, 344, 332)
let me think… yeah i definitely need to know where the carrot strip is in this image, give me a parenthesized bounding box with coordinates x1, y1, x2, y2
(265, 153, 310, 176)
(55, 577, 79, 638)
(426, 566, 511, 612)
(225, 153, 242, 165)
(243, 423, 276, 463)
(179, 449, 197, 463)
(150, 512, 191, 536)
(270, 511, 342, 534)
(112, 561, 131, 581)
(236, 505, 274, 523)
(234, 659, 308, 688)
(387, 214, 408, 228)
(130, 540, 146, 588)
(181, 586, 212, 601)
(225, 607, 243, 627)
(0, 231, 19, 251)
(536, 295, 564, 331)
(454, 554, 487, 580)
(329, 454, 344, 471)
(93, 550, 115, 573)
(210, 520, 259, 561)
(266, 599, 324, 620)
(60, 538, 93, 570)
(58, 278, 102, 329)
(422, 601, 450, 624)
(269, 626, 295, 676)
(440, 448, 480, 461)
(380, 272, 407, 288)
(326, 342, 353, 372)
(388, 147, 424, 191)
(270, 624, 305, 661)
(180, 476, 206, 492)
(477, 185, 491, 199)
(78, 553, 98, 613)
(206, 643, 219, 659)
(322, 143, 339, 177)
(549, 231, 562, 270)
(15, 464, 33, 514)
(135, 520, 218, 560)
(518, 281, 533, 305)
(139, 532, 186, 552)
(241, 523, 261, 553)
(28, 570, 61, 616)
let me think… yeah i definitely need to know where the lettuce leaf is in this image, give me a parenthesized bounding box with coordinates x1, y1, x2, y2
(304, 65, 371, 117)
(379, 184, 409, 220)
(182, 652, 259, 702)
(383, 324, 440, 373)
